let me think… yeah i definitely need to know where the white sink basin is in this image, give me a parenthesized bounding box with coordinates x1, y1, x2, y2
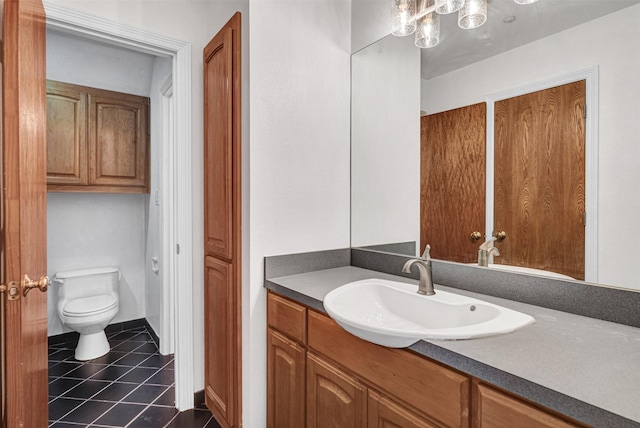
(323, 278, 535, 348)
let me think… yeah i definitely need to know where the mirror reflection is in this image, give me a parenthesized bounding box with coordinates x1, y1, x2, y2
(351, 1, 640, 290)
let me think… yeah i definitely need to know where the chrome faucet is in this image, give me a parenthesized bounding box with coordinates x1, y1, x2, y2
(478, 238, 500, 267)
(402, 245, 435, 296)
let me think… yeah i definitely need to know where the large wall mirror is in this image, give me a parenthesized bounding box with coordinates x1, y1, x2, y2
(351, 0, 640, 291)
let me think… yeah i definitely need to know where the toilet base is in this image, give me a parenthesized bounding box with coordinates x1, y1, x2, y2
(75, 330, 110, 361)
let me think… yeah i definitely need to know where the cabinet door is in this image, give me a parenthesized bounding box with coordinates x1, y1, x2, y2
(307, 353, 366, 428)
(368, 391, 440, 428)
(46, 81, 88, 185)
(204, 256, 236, 426)
(267, 329, 306, 428)
(89, 91, 149, 189)
(473, 382, 581, 428)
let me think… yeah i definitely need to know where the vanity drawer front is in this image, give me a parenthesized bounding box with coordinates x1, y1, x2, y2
(473, 382, 583, 428)
(308, 310, 470, 428)
(267, 292, 307, 344)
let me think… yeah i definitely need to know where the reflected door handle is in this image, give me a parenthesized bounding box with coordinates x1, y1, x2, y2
(470, 231, 482, 242)
(493, 230, 507, 242)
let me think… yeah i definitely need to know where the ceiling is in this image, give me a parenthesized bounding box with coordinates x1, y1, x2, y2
(421, 0, 640, 79)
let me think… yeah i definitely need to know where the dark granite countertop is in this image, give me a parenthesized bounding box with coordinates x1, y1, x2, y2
(266, 266, 640, 428)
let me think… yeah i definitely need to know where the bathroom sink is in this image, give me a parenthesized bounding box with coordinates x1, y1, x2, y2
(323, 278, 534, 348)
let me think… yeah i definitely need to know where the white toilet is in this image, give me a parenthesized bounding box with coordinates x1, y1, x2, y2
(54, 267, 120, 361)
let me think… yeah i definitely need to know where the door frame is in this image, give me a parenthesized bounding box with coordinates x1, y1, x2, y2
(485, 66, 599, 282)
(45, 3, 195, 410)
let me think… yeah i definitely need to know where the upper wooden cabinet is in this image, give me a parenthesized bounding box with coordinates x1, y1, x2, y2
(46, 80, 150, 193)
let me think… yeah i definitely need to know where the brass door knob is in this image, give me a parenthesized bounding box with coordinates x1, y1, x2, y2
(493, 230, 507, 242)
(22, 274, 49, 297)
(470, 231, 482, 242)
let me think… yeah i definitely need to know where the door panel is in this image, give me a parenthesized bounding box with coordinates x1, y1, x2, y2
(306, 353, 367, 428)
(204, 256, 234, 425)
(421, 103, 486, 262)
(204, 21, 234, 261)
(494, 81, 585, 280)
(46, 81, 88, 185)
(2, 0, 49, 426)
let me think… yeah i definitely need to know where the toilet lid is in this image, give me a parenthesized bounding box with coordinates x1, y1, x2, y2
(63, 294, 118, 317)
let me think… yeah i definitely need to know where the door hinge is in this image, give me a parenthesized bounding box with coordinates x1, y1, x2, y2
(583, 211, 587, 226)
(0, 281, 21, 301)
(584, 105, 587, 119)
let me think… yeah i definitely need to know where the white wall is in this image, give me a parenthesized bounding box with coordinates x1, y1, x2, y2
(46, 30, 158, 336)
(47, 193, 148, 334)
(351, 34, 420, 250)
(145, 56, 172, 345)
(422, 5, 640, 290)
(249, 1, 351, 425)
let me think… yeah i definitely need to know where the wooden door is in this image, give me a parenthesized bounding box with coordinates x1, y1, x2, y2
(494, 81, 585, 280)
(421, 103, 486, 263)
(46, 80, 88, 186)
(306, 353, 367, 428)
(267, 328, 306, 428)
(368, 391, 439, 428)
(89, 90, 149, 190)
(203, 12, 242, 428)
(1, 0, 49, 426)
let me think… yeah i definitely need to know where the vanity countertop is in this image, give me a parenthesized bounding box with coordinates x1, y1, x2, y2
(265, 265, 640, 428)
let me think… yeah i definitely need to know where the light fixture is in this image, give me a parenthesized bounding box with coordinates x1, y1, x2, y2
(391, 0, 417, 36)
(458, 0, 487, 30)
(415, 11, 440, 48)
(435, 0, 465, 14)
(392, 0, 538, 49)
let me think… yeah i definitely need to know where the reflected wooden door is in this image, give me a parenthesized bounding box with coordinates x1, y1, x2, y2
(1, 0, 49, 427)
(421, 103, 486, 263)
(494, 80, 585, 280)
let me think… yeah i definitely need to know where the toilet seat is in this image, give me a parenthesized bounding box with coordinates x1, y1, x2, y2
(62, 294, 118, 317)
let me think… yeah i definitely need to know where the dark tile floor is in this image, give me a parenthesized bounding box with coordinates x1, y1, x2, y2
(48, 326, 220, 428)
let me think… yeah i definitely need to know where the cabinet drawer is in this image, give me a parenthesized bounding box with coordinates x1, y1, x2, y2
(473, 382, 583, 428)
(308, 310, 470, 428)
(267, 292, 307, 344)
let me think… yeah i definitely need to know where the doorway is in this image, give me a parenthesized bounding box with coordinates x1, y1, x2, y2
(44, 3, 195, 410)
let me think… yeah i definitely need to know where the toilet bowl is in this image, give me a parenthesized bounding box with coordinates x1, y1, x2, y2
(54, 267, 120, 361)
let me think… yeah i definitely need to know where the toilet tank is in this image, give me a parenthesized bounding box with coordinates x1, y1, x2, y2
(54, 267, 120, 302)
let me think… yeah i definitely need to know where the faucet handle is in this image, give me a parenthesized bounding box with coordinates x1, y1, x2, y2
(421, 244, 431, 261)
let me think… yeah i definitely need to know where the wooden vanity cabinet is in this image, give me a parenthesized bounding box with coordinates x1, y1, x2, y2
(46, 80, 149, 193)
(267, 291, 460, 428)
(266, 291, 587, 428)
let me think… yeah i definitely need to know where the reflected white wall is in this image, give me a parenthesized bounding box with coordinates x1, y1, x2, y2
(351, 34, 421, 250)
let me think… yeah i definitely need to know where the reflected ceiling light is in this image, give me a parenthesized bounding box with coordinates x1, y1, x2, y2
(393, 0, 537, 48)
(392, 0, 417, 36)
(459, 0, 487, 29)
(435, 0, 465, 14)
